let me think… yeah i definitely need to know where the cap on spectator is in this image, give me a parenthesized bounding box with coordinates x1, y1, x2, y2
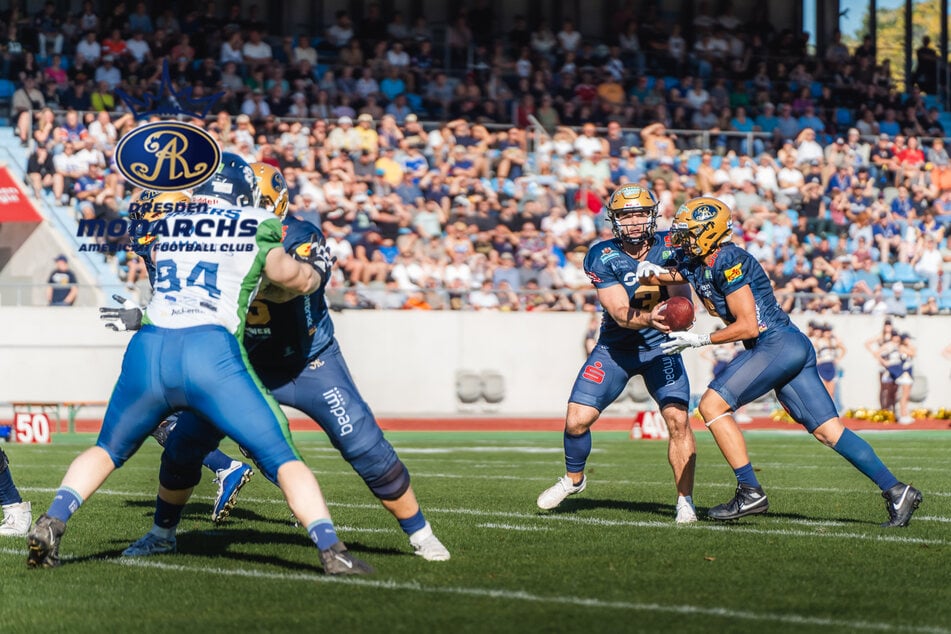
(835, 137, 845, 144)
(300, 126, 311, 135)
(879, 133, 890, 140)
(103, 55, 114, 62)
(783, 138, 794, 145)
(236, 114, 251, 123)
(809, 159, 820, 166)
(762, 102, 775, 110)
(660, 156, 674, 165)
(405, 113, 418, 122)
(54, 254, 68, 262)
(848, 128, 860, 137)
(357, 113, 373, 123)
(338, 116, 353, 125)
(353, 193, 369, 203)
(500, 252, 515, 260)
(292, 92, 305, 101)
(892, 281, 904, 293)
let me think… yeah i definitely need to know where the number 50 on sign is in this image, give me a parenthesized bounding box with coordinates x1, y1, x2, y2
(14, 413, 51, 444)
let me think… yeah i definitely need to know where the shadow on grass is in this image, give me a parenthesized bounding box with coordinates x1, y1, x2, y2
(538, 496, 870, 525)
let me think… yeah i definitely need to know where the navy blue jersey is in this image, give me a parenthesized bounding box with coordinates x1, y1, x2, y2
(584, 233, 679, 351)
(676, 244, 790, 346)
(244, 215, 334, 371)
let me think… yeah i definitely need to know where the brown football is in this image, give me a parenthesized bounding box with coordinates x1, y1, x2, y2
(664, 296, 695, 331)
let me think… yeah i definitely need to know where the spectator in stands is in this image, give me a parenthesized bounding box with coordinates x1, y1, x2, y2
(47, 255, 77, 306)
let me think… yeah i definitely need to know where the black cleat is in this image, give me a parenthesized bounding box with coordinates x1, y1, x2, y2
(707, 484, 769, 521)
(881, 483, 922, 528)
(319, 541, 374, 576)
(27, 514, 66, 569)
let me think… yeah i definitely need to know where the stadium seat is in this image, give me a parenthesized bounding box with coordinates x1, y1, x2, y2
(904, 291, 920, 312)
(810, 81, 824, 98)
(685, 153, 702, 174)
(835, 108, 853, 127)
(0, 78, 15, 120)
(939, 289, 951, 311)
(939, 112, 951, 133)
(854, 270, 881, 290)
(892, 262, 926, 286)
(877, 262, 896, 284)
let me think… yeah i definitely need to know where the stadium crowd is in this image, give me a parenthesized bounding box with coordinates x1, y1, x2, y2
(4, 1, 951, 313)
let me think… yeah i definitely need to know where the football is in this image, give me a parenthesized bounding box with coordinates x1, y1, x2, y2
(663, 296, 695, 331)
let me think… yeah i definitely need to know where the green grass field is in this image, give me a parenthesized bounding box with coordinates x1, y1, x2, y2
(1, 430, 948, 634)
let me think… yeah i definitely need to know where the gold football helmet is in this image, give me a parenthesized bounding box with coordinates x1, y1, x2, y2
(605, 185, 659, 246)
(250, 162, 289, 219)
(671, 197, 733, 258)
(132, 190, 190, 221)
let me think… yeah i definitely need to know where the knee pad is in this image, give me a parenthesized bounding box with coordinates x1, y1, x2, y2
(364, 459, 411, 501)
(0, 447, 8, 472)
(150, 414, 180, 447)
(159, 451, 204, 491)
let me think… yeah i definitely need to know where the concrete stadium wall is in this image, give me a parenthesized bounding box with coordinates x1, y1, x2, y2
(0, 308, 948, 417)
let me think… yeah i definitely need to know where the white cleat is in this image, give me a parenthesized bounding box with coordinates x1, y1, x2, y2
(675, 496, 698, 524)
(409, 522, 450, 561)
(536, 475, 586, 510)
(0, 501, 32, 537)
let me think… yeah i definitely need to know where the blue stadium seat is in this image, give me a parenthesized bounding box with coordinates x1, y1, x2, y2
(877, 262, 896, 284)
(835, 108, 853, 127)
(904, 291, 921, 313)
(939, 112, 951, 133)
(919, 288, 938, 305)
(0, 79, 14, 99)
(939, 289, 951, 311)
(810, 81, 824, 98)
(854, 270, 881, 290)
(664, 76, 680, 91)
(710, 155, 722, 170)
(892, 262, 925, 286)
(685, 153, 702, 174)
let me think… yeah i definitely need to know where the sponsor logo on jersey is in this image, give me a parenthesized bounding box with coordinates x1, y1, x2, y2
(115, 121, 221, 191)
(663, 234, 673, 247)
(601, 251, 620, 263)
(661, 250, 673, 259)
(704, 269, 713, 280)
(582, 362, 605, 384)
(586, 271, 602, 283)
(724, 262, 744, 283)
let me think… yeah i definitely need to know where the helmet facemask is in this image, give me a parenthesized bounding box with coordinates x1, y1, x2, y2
(610, 207, 657, 246)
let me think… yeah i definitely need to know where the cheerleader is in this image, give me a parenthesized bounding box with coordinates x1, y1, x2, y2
(865, 319, 897, 411)
(814, 324, 846, 399)
(895, 334, 917, 424)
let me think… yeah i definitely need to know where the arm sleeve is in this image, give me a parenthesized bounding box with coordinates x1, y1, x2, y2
(255, 216, 285, 254)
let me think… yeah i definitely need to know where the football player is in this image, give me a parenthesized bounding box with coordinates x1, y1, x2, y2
(638, 197, 922, 527)
(28, 154, 373, 574)
(102, 187, 256, 523)
(0, 448, 31, 537)
(536, 185, 699, 523)
(119, 162, 449, 561)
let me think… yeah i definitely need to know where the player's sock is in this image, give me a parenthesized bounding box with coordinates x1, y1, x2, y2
(397, 509, 426, 536)
(307, 519, 340, 550)
(47, 487, 83, 523)
(0, 469, 23, 505)
(564, 430, 592, 474)
(733, 463, 761, 488)
(832, 429, 900, 491)
(202, 450, 235, 473)
(154, 495, 185, 530)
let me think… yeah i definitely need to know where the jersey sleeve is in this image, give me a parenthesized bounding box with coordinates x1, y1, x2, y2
(713, 247, 752, 296)
(282, 216, 325, 254)
(583, 242, 623, 289)
(255, 216, 285, 254)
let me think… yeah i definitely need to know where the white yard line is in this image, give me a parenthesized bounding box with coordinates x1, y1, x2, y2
(0, 548, 943, 634)
(476, 523, 550, 532)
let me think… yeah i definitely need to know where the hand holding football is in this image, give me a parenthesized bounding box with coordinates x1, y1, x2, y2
(663, 296, 695, 331)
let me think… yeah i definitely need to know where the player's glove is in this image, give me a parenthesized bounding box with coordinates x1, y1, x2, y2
(636, 261, 668, 281)
(99, 294, 143, 332)
(660, 332, 711, 355)
(293, 233, 337, 279)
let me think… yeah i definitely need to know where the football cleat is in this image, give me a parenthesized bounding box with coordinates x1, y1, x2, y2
(122, 532, 177, 557)
(211, 462, 253, 523)
(0, 501, 32, 537)
(675, 496, 698, 524)
(881, 483, 922, 528)
(318, 541, 374, 575)
(707, 484, 769, 521)
(26, 514, 65, 569)
(536, 475, 587, 510)
(409, 522, 450, 561)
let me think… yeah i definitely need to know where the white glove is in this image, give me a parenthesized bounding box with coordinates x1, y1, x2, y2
(660, 332, 711, 355)
(636, 261, 668, 281)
